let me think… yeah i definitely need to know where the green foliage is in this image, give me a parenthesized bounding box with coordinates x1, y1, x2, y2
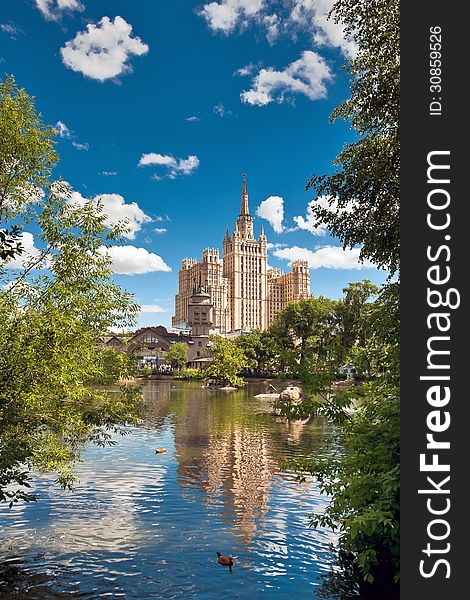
(177, 368, 205, 380)
(140, 365, 153, 378)
(271, 297, 340, 363)
(298, 375, 399, 590)
(270, 296, 343, 395)
(267, 286, 376, 420)
(348, 286, 397, 381)
(289, 0, 400, 589)
(203, 335, 249, 387)
(286, 285, 399, 592)
(306, 0, 399, 276)
(0, 76, 141, 505)
(164, 341, 188, 370)
(0, 75, 58, 260)
(0, 225, 23, 261)
(94, 348, 139, 384)
(337, 280, 380, 354)
(233, 329, 278, 373)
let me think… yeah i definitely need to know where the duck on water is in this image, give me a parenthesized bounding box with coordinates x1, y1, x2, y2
(216, 552, 234, 573)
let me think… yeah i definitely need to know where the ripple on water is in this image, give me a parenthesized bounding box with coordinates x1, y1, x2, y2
(0, 381, 338, 599)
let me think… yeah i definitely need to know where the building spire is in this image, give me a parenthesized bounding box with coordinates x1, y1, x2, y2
(241, 173, 249, 216)
(259, 223, 267, 243)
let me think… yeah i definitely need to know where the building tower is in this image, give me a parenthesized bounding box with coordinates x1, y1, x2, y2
(187, 281, 214, 364)
(173, 251, 228, 332)
(222, 175, 268, 331)
(172, 176, 311, 334)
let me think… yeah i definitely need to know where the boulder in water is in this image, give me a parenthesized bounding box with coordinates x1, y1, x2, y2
(279, 386, 303, 402)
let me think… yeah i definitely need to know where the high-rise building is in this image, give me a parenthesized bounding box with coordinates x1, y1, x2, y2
(172, 176, 311, 333)
(266, 260, 311, 327)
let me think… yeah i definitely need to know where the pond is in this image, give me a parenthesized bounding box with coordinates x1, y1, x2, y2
(0, 380, 339, 599)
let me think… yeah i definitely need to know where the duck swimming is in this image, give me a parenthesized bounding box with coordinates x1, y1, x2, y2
(216, 552, 234, 573)
(155, 448, 167, 454)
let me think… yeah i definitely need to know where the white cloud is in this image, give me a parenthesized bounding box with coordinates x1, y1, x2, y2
(3, 232, 171, 277)
(294, 203, 328, 235)
(199, 0, 265, 34)
(72, 141, 89, 151)
(4, 232, 43, 269)
(241, 50, 333, 106)
(199, 0, 355, 57)
(60, 16, 149, 82)
(0, 22, 22, 39)
(107, 326, 129, 334)
(256, 196, 284, 233)
(234, 63, 257, 77)
(290, 0, 357, 59)
(139, 154, 175, 167)
(139, 304, 167, 314)
(35, 0, 84, 21)
(68, 192, 151, 240)
(154, 228, 167, 234)
(55, 120, 89, 150)
(100, 245, 171, 275)
(175, 156, 200, 176)
(213, 103, 232, 117)
(99, 171, 117, 176)
(273, 245, 375, 270)
(1, 180, 44, 214)
(262, 13, 280, 43)
(55, 120, 72, 138)
(185, 115, 200, 122)
(138, 153, 200, 178)
(293, 196, 355, 236)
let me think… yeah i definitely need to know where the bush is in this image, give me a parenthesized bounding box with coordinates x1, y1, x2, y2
(177, 368, 205, 380)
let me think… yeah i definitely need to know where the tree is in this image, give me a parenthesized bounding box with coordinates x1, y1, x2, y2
(270, 297, 342, 407)
(203, 336, 249, 387)
(306, 0, 399, 276)
(297, 284, 400, 596)
(336, 280, 380, 364)
(287, 0, 400, 593)
(165, 341, 188, 370)
(345, 282, 395, 379)
(0, 75, 57, 260)
(234, 329, 278, 374)
(0, 76, 140, 506)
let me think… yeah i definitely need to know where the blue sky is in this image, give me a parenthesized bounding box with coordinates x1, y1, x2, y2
(1, 0, 387, 328)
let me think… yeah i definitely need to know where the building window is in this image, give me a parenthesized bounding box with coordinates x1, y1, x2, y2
(143, 334, 158, 343)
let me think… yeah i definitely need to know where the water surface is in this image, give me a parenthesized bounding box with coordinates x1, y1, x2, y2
(0, 381, 338, 599)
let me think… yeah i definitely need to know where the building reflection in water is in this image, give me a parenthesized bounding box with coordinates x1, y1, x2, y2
(160, 381, 322, 548)
(203, 427, 273, 545)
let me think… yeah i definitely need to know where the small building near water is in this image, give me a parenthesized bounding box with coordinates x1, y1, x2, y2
(186, 283, 214, 369)
(103, 287, 216, 370)
(104, 326, 188, 368)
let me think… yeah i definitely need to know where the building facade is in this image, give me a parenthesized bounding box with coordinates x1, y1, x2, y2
(266, 260, 311, 327)
(172, 176, 311, 333)
(103, 326, 188, 366)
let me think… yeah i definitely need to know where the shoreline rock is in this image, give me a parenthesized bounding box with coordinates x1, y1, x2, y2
(279, 386, 303, 402)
